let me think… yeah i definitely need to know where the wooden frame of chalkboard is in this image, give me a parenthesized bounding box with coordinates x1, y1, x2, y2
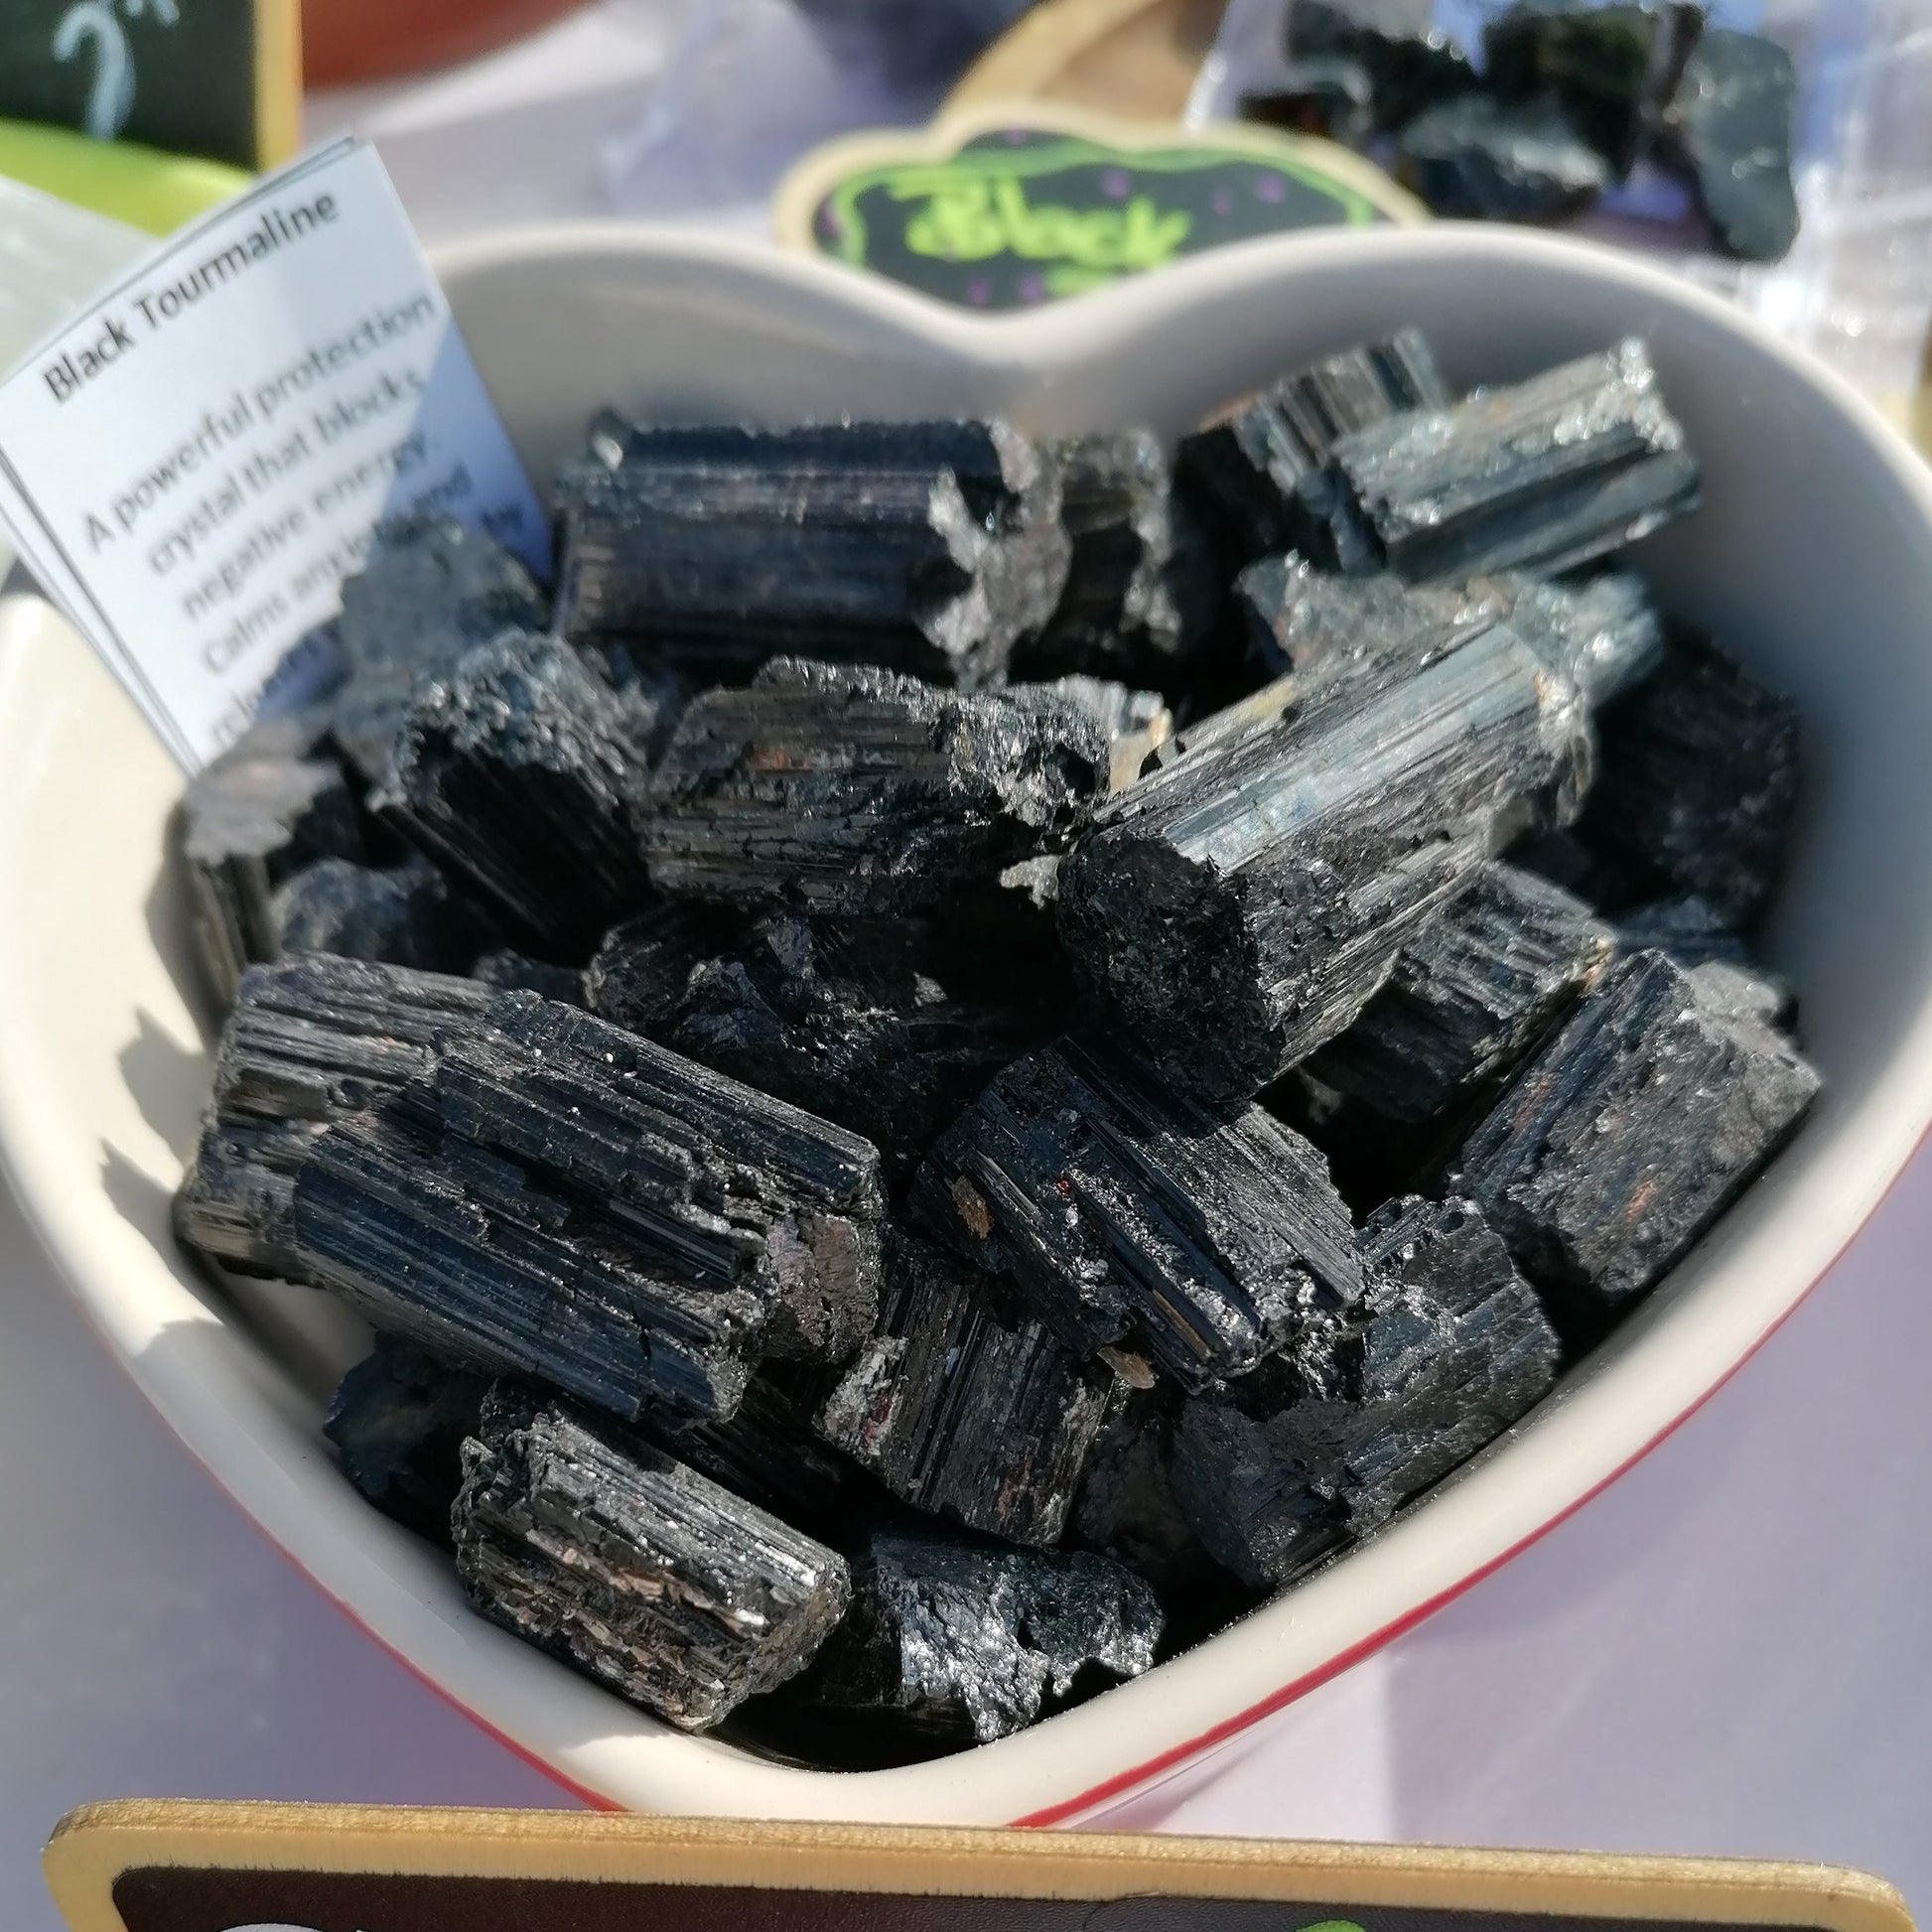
(0, 0, 300, 173)
(43, 1803, 1915, 1932)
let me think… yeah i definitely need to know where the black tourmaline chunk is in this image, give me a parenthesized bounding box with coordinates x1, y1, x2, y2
(1304, 860, 1615, 1123)
(661, 913, 1044, 1184)
(1172, 1195, 1560, 1587)
(1396, 93, 1611, 221)
(271, 854, 496, 977)
(331, 517, 548, 779)
(1322, 340, 1701, 583)
(644, 659, 1109, 915)
(179, 705, 366, 1005)
(585, 903, 746, 1036)
(1484, 1, 1705, 174)
(323, 1334, 490, 1544)
(1489, 569, 1664, 707)
(1021, 431, 1217, 683)
(1072, 1388, 1218, 1593)
(1059, 619, 1590, 1102)
(454, 1387, 850, 1731)
(1236, 559, 1504, 696)
(1021, 675, 1173, 793)
(1288, 0, 1476, 130)
(553, 418, 1069, 691)
(911, 1037, 1365, 1387)
(1615, 893, 1747, 967)
(173, 956, 494, 1277)
(1577, 633, 1800, 925)
(373, 632, 656, 958)
(1454, 949, 1819, 1322)
(794, 1528, 1161, 1742)
(816, 1233, 1115, 1547)
(1241, 60, 1376, 147)
(289, 997, 885, 1406)
(1177, 330, 1449, 569)
(1661, 28, 1798, 263)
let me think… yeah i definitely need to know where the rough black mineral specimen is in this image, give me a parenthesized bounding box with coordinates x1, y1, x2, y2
(585, 902, 745, 1036)
(817, 1234, 1114, 1546)
(270, 854, 496, 977)
(331, 517, 548, 779)
(1288, 0, 1477, 130)
(1071, 1389, 1218, 1593)
(1177, 330, 1449, 568)
(1322, 340, 1701, 583)
(1454, 949, 1819, 1322)
(793, 1527, 1161, 1742)
(179, 706, 366, 1005)
(323, 1334, 490, 1543)
(468, 947, 586, 1004)
(289, 993, 884, 1413)
(1059, 619, 1590, 1101)
(1576, 633, 1800, 925)
(1614, 893, 1747, 967)
(1242, 59, 1376, 146)
(912, 1037, 1365, 1386)
(1171, 1195, 1561, 1587)
(1396, 93, 1611, 221)
(1484, 0, 1705, 174)
(1661, 28, 1799, 263)
(658, 913, 1043, 1184)
(173, 955, 494, 1278)
(1488, 569, 1663, 706)
(1304, 860, 1614, 1122)
(1020, 431, 1218, 684)
(553, 418, 1070, 690)
(1019, 674, 1174, 794)
(644, 658, 1109, 915)
(373, 632, 657, 958)
(454, 1387, 850, 1730)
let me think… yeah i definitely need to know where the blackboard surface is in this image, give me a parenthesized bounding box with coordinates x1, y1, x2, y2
(42, 1804, 1915, 1932)
(0, 0, 298, 170)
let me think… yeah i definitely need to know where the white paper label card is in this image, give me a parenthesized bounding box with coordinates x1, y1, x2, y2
(0, 138, 546, 770)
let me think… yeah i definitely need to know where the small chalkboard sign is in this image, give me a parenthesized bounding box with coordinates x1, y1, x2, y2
(773, 103, 1423, 312)
(0, 0, 300, 172)
(42, 1804, 1915, 1932)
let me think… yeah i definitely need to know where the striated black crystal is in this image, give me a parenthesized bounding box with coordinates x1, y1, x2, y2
(1487, 569, 1663, 706)
(1397, 93, 1611, 221)
(1577, 633, 1800, 925)
(179, 705, 366, 1005)
(1059, 619, 1590, 1102)
(455, 1387, 850, 1731)
(1288, 0, 1477, 130)
(1485, 0, 1705, 173)
(1171, 1194, 1561, 1587)
(468, 947, 586, 1004)
(173, 955, 494, 1279)
(1322, 340, 1701, 583)
(1661, 28, 1798, 263)
(793, 1527, 1161, 1742)
(271, 853, 496, 977)
(554, 418, 1069, 691)
(816, 1233, 1114, 1547)
(1304, 859, 1615, 1122)
(911, 1036, 1365, 1387)
(1454, 949, 1819, 1321)
(1241, 59, 1376, 147)
(585, 902, 745, 1036)
(1177, 330, 1449, 569)
(644, 658, 1109, 915)
(373, 632, 656, 958)
(323, 1334, 490, 1544)
(659, 913, 1045, 1184)
(331, 517, 548, 779)
(1020, 430, 1218, 683)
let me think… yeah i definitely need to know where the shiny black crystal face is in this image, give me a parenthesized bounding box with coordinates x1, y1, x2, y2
(170, 361, 1815, 1760)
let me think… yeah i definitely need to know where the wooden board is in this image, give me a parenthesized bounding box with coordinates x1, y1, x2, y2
(0, 0, 300, 172)
(43, 1803, 1916, 1932)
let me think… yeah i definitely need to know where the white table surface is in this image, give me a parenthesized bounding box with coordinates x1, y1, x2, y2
(6, 7, 1932, 1925)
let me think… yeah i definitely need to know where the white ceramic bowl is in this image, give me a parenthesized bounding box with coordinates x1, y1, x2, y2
(4, 224, 1931, 1826)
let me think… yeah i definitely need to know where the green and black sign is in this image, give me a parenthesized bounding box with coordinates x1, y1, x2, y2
(776, 111, 1421, 312)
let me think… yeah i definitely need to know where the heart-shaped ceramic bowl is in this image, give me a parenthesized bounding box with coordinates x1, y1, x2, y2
(4, 223, 1931, 1826)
